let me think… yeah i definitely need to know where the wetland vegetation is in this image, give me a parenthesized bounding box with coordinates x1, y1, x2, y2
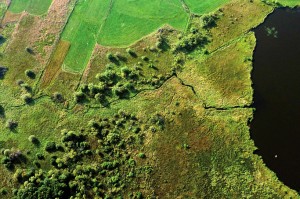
(0, 0, 299, 198)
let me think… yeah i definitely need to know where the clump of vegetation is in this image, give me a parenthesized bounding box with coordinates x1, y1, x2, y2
(5, 119, 18, 130)
(21, 94, 33, 104)
(126, 48, 137, 57)
(28, 135, 39, 145)
(51, 92, 64, 103)
(25, 69, 36, 79)
(174, 27, 209, 53)
(45, 141, 57, 153)
(0, 105, 4, 117)
(201, 13, 219, 29)
(0, 66, 8, 79)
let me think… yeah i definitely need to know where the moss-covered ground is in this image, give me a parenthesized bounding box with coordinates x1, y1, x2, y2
(0, 0, 300, 198)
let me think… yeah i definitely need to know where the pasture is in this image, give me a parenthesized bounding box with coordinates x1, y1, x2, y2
(8, 0, 52, 15)
(61, 0, 189, 73)
(185, 0, 230, 14)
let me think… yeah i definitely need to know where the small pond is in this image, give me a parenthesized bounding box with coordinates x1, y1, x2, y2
(252, 7, 300, 191)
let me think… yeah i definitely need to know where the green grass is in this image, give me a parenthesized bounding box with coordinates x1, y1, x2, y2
(8, 0, 52, 15)
(61, 0, 112, 73)
(276, 0, 300, 6)
(98, 0, 188, 46)
(61, 0, 189, 73)
(185, 0, 230, 14)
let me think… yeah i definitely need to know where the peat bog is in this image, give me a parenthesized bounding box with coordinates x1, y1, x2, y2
(252, 7, 300, 191)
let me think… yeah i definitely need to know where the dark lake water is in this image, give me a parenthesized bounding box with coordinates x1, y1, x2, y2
(251, 7, 300, 191)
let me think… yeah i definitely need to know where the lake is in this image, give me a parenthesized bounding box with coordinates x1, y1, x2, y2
(252, 7, 300, 191)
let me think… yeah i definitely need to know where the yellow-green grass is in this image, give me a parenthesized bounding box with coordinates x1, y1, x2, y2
(8, 0, 52, 15)
(185, 0, 230, 14)
(206, 0, 274, 52)
(276, 0, 300, 7)
(40, 40, 70, 89)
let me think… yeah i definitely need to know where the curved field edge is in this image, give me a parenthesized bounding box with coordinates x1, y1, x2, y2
(60, 0, 230, 73)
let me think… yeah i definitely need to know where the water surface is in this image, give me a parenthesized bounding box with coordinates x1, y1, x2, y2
(252, 7, 300, 191)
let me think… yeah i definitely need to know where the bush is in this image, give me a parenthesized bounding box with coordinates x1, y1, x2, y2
(25, 69, 36, 79)
(16, 79, 24, 86)
(0, 66, 8, 79)
(21, 94, 33, 104)
(6, 119, 18, 130)
(28, 135, 39, 144)
(45, 141, 57, 152)
(126, 48, 137, 57)
(74, 91, 85, 103)
(52, 92, 64, 103)
(20, 83, 32, 92)
(138, 153, 146, 159)
(0, 105, 4, 116)
(36, 153, 45, 160)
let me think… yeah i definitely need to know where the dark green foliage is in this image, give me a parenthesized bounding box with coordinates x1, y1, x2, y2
(21, 94, 33, 104)
(0, 105, 4, 116)
(25, 69, 36, 79)
(6, 119, 18, 130)
(25, 47, 34, 54)
(45, 142, 57, 153)
(0, 188, 8, 195)
(201, 14, 219, 29)
(74, 91, 85, 103)
(28, 135, 39, 145)
(0, 66, 8, 79)
(126, 48, 137, 57)
(36, 153, 45, 160)
(174, 29, 209, 52)
(51, 92, 64, 103)
(138, 153, 146, 159)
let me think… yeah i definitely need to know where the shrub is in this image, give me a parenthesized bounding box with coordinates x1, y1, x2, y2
(21, 94, 33, 104)
(28, 135, 39, 144)
(6, 119, 18, 130)
(141, 56, 149, 61)
(0, 105, 4, 116)
(20, 83, 32, 92)
(45, 141, 57, 152)
(106, 52, 115, 61)
(36, 153, 45, 160)
(0, 66, 8, 79)
(138, 153, 146, 159)
(126, 48, 137, 57)
(16, 79, 24, 86)
(25, 69, 36, 79)
(0, 188, 7, 195)
(74, 91, 85, 103)
(52, 92, 64, 103)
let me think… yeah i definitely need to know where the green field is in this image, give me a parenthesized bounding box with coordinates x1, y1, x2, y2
(8, 0, 52, 15)
(185, 0, 230, 14)
(97, 0, 188, 46)
(61, 0, 112, 73)
(62, 0, 189, 73)
(61, 0, 234, 73)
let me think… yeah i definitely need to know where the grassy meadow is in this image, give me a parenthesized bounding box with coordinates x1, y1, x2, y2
(0, 0, 300, 198)
(185, 0, 230, 14)
(8, 0, 52, 15)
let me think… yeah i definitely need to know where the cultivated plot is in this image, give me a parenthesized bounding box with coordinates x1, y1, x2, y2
(8, 0, 52, 15)
(61, 0, 189, 73)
